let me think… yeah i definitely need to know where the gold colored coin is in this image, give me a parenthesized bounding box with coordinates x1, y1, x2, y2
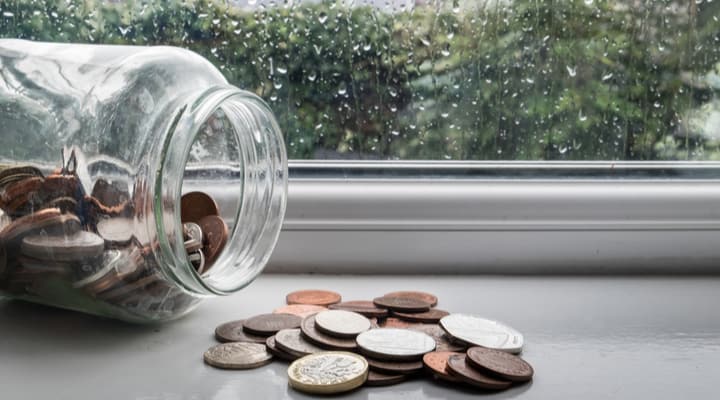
(288, 351, 369, 395)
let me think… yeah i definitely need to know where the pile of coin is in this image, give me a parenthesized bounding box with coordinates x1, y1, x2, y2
(0, 151, 226, 321)
(204, 289, 535, 395)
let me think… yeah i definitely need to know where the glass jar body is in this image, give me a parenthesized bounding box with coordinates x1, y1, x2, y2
(0, 40, 288, 323)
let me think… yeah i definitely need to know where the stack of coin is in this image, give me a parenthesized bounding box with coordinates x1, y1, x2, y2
(0, 151, 225, 321)
(180, 191, 229, 275)
(205, 289, 535, 395)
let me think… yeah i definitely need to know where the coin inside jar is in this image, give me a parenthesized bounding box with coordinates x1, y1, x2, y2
(181, 191, 219, 224)
(198, 215, 228, 268)
(21, 231, 105, 262)
(183, 222, 203, 253)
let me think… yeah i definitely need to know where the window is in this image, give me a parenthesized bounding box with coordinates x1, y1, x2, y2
(2, 0, 719, 161)
(2, 0, 719, 273)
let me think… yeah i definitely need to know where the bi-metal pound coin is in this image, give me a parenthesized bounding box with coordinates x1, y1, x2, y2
(288, 351, 369, 395)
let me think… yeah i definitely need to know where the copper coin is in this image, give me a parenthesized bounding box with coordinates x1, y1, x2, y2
(42, 174, 82, 200)
(366, 357, 424, 375)
(265, 335, 298, 361)
(446, 354, 512, 390)
(423, 351, 464, 382)
(1, 176, 44, 214)
(380, 317, 420, 329)
(299, 314, 357, 351)
(286, 289, 342, 306)
(198, 215, 228, 267)
(407, 324, 466, 352)
(466, 346, 534, 382)
(0, 166, 43, 189)
(365, 371, 407, 387)
(373, 296, 431, 313)
(0, 209, 81, 243)
(181, 191, 219, 223)
(392, 309, 450, 323)
(329, 300, 389, 318)
(243, 313, 302, 336)
(215, 320, 269, 344)
(384, 291, 438, 307)
(43, 196, 78, 214)
(273, 304, 327, 318)
(91, 179, 129, 208)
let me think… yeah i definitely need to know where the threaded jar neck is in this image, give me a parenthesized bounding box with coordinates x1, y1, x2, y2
(153, 86, 287, 296)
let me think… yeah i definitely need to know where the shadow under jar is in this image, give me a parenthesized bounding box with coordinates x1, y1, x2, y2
(0, 40, 287, 323)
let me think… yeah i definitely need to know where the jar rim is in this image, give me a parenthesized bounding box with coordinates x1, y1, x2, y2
(153, 86, 287, 296)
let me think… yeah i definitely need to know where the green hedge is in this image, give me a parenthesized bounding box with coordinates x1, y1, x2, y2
(1, 0, 719, 160)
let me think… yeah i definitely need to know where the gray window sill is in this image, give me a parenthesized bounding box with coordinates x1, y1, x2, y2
(1, 274, 718, 399)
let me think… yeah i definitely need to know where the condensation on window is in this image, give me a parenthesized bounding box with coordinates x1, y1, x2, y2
(1, 0, 719, 161)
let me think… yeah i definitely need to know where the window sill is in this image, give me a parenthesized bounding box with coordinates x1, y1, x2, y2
(2, 274, 718, 399)
(268, 161, 720, 274)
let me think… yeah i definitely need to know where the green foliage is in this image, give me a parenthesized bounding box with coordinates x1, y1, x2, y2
(1, 0, 719, 160)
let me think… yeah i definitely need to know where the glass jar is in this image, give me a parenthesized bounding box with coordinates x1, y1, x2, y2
(0, 40, 288, 323)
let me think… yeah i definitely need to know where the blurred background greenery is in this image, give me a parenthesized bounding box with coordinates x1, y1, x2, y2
(1, 0, 719, 161)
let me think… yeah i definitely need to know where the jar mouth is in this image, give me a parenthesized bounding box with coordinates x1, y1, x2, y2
(154, 86, 287, 295)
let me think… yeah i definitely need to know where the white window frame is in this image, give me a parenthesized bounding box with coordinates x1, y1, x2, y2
(267, 161, 720, 274)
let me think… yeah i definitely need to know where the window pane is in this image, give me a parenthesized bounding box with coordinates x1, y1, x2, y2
(2, 0, 719, 161)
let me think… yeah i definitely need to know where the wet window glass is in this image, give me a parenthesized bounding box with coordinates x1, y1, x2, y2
(1, 0, 719, 161)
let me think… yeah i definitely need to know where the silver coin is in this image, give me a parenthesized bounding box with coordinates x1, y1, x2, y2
(21, 231, 105, 262)
(183, 223, 203, 243)
(0, 209, 10, 232)
(356, 328, 436, 361)
(314, 310, 371, 338)
(439, 314, 524, 354)
(203, 342, 273, 370)
(188, 250, 206, 274)
(275, 328, 324, 357)
(96, 217, 134, 244)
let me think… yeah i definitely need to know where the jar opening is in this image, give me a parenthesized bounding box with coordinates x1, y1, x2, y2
(155, 87, 287, 295)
